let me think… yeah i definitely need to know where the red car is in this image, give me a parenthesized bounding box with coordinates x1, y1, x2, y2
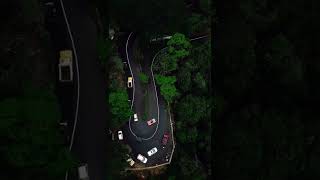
(162, 132, 170, 145)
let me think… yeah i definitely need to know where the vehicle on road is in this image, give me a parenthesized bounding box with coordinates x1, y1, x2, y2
(147, 118, 157, 126)
(134, 113, 138, 122)
(78, 164, 89, 180)
(118, 131, 123, 140)
(127, 77, 133, 88)
(137, 154, 148, 163)
(147, 147, 158, 156)
(127, 158, 135, 166)
(58, 50, 73, 82)
(162, 132, 170, 146)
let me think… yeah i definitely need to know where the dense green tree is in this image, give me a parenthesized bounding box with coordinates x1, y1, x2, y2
(107, 142, 130, 177)
(0, 88, 75, 179)
(155, 74, 176, 86)
(176, 95, 208, 125)
(160, 84, 179, 104)
(108, 90, 133, 129)
(178, 151, 206, 179)
(158, 54, 178, 75)
(190, 40, 211, 73)
(193, 72, 207, 92)
(167, 33, 192, 60)
(155, 75, 179, 103)
(176, 123, 198, 144)
(177, 66, 192, 93)
(97, 36, 113, 64)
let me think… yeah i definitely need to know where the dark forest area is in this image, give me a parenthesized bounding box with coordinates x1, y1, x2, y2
(215, 0, 320, 179)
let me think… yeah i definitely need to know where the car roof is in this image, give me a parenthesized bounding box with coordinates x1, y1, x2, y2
(78, 165, 88, 178)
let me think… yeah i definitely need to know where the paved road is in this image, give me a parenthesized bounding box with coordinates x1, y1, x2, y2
(127, 33, 159, 139)
(60, 0, 108, 179)
(117, 33, 173, 166)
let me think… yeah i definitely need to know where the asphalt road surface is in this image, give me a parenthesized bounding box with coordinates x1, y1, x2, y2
(118, 33, 173, 166)
(59, 0, 108, 179)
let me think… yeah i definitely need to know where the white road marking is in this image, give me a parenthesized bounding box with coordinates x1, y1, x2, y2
(126, 32, 161, 141)
(126, 32, 138, 138)
(59, 0, 80, 179)
(126, 33, 209, 141)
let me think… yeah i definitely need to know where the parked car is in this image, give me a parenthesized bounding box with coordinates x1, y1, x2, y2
(127, 77, 133, 88)
(162, 132, 170, 146)
(126, 158, 135, 166)
(78, 164, 89, 180)
(58, 50, 73, 82)
(147, 118, 156, 126)
(134, 113, 138, 122)
(147, 147, 158, 156)
(137, 154, 148, 163)
(118, 131, 123, 140)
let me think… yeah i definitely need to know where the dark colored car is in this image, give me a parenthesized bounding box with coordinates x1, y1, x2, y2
(162, 132, 170, 145)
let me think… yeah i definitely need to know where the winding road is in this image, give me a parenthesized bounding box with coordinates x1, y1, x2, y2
(117, 32, 173, 166)
(119, 32, 207, 166)
(118, 32, 209, 166)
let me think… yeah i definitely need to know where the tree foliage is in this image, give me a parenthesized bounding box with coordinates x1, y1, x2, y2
(167, 33, 192, 60)
(0, 88, 75, 179)
(108, 90, 133, 128)
(177, 66, 192, 93)
(176, 95, 208, 125)
(178, 151, 206, 179)
(155, 74, 179, 103)
(158, 54, 178, 75)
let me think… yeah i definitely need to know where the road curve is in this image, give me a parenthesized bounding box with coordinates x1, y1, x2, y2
(126, 32, 160, 141)
(121, 33, 209, 166)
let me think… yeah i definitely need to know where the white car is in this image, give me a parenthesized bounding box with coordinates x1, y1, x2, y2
(137, 154, 148, 163)
(126, 158, 135, 166)
(147, 118, 156, 126)
(118, 131, 123, 140)
(78, 164, 89, 180)
(127, 77, 133, 88)
(134, 113, 138, 122)
(147, 147, 158, 156)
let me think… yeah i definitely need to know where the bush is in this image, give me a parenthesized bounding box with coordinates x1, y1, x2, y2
(108, 89, 133, 129)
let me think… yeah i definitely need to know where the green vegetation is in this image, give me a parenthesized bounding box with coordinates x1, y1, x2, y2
(167, 33, 192, 60)
(153, 33, 192, 75)
(106, 142, 130, 178)
(0, 1, 75, 179)
(155, 75, 179, 104)
(0, 87, 75, 179)
(93, 0, 212, 179)
(97, 36, 113, 65)
(108, 90, 133, 129)
(138, 72, 149, 85)
(213, 0, 320, 179)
